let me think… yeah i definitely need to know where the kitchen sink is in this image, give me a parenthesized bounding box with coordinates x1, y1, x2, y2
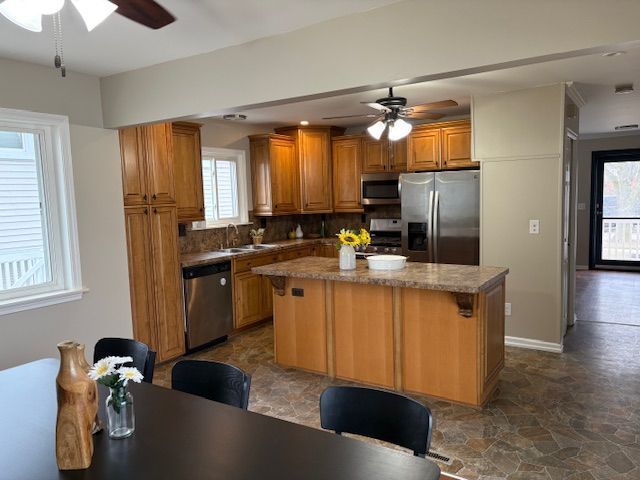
(236, 244, 277, 250)
(218, 248, 246, 254)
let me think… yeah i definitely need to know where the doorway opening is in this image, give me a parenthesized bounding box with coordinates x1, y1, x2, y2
(590, 149, 640, 270)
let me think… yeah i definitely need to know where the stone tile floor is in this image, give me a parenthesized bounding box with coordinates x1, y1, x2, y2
(155, 273, 640, 479)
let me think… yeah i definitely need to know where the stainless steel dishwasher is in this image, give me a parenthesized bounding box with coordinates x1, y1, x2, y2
(183, 261, 233, 351)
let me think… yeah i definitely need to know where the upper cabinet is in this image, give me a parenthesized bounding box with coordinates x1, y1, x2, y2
(407, 120, 473, 171)
(250, 134, 299, 216)
(332, 136, 363, 213)
(172, 122, 205, 222)
(362, 137, 407, 173)
(120, 122, 205, 221)
(275, 126, 344, 214)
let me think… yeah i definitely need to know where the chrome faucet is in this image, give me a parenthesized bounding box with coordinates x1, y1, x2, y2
(226, 223, 239, 247)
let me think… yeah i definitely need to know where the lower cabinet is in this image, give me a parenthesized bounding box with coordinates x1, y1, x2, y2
(233, 271, 268, 328)
(232, 245, 320, 329)
(124, 205, 185, 362)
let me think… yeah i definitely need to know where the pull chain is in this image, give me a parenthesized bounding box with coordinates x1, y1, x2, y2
(52, 12, 66, 77)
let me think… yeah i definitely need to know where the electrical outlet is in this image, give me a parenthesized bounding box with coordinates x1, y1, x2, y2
(291, 288, 304, 297)
(529, 219, 540, 234)
(577, 203, 586, 211)
(505, 303, 512, 316)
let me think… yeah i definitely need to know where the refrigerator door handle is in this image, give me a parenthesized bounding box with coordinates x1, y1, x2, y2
(427, 190, 434, 261)
(433, 191, 440, 262)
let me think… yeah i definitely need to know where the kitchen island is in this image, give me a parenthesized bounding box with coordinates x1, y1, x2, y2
(253, 257, 508, 408)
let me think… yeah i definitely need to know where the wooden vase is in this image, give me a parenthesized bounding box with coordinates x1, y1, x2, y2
(55, 341, 98, 470)
(76, 344, 103, 435)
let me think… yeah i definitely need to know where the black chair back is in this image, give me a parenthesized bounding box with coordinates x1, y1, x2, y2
(171, 360, 251, 410)
(320, 386, 433, 456)
(93, 337, 155, 383)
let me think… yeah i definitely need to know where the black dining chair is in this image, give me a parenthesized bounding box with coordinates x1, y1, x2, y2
(319, 386, 434, 457)
(171, 360, 251, 410)
(93, 337, 156, 384)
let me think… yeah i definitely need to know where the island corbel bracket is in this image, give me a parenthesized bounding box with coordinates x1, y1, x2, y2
(267, 276, 286, 296)
(452, 292, 474, 317)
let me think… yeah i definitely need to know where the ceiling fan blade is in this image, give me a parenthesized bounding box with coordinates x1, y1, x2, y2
(111, 0, 175, 29)
(409, 100, 458, 111)
(322, 113, 379, 120)
(403, 112, 446, 120)
(360, 102, 391, 112)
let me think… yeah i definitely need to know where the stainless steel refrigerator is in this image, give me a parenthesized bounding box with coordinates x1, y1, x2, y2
(400, 170, 479, 265)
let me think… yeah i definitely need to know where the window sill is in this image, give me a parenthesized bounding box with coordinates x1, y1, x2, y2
(190, 221, 254, 232)
(0, 287, 88, 316)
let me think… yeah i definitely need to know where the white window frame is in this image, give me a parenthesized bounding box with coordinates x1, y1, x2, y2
(0, 108, 83, 315)
(193, 147, 250, 230)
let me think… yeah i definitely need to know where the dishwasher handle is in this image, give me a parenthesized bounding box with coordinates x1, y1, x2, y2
(183, 261, 231, 279)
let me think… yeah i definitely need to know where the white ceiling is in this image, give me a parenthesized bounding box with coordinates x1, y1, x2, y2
(0, 0, 401, 76)
(215, 48, 640, 135)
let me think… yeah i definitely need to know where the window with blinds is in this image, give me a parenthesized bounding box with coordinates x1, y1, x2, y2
(198, 148, 248, 228)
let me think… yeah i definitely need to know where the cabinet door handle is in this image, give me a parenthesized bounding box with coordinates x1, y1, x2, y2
(200, 207, 204, 212)
(152, 194, 157, 200)
(143, 194, 148, 201)
(144, 208, 148, 215)
(153, 208, 158, 214)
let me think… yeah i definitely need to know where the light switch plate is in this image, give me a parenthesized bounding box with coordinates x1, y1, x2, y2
(529, 219, 540, 234)
(577, 203, 586, 211)
(505, 303, 512, 316)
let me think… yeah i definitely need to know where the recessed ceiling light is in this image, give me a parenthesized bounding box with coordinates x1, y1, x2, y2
(222, 114, 247, 121)
(615, 124, 638, 131)
(602, 51, 626, 57)
(300, 120, 309, 126)
(614, 84, 634, 94)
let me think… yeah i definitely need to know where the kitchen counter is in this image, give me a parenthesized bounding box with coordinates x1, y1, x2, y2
(180, 238, 334, 268)
(252, 256, 508, 408)
(252, 256, 508, 294)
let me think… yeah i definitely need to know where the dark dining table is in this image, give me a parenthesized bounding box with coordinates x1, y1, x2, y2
(0, 359, 440, 480)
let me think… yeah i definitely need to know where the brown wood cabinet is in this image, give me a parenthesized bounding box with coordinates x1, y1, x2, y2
(407, 120, 473, 171)
(275, 127, 344, 213)
(441, 122, 473, 169)
(172, 122, 205, 222)
(123, 206, 184, 362)
(249, 134, 299, 216)
(232, 245, 317, 328)
(332, 136, 363, 212)
(362, 137, 407, 173)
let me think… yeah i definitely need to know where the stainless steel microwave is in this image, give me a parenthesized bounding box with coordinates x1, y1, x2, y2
(361, 173, 401, 205)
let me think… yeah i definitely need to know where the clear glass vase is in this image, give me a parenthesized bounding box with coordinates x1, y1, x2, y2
(339, 244, 356, 270)
(106, 388, 135, 439)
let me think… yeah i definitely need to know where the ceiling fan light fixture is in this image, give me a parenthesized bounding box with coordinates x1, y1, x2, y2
(70, 0, 117, 31)
(0, 0, 43, 32)
(33, 0, 65, 15)
(367, 120, 386, 140)
(388, 118, 412, 141)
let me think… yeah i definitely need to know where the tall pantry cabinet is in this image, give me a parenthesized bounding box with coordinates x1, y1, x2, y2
(119, 123, 191, 362)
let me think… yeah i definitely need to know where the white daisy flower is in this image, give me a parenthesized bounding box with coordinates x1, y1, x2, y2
(104, 355, 134, 366)
(117, 367, 143, 386)
(88, 358, 116, 380)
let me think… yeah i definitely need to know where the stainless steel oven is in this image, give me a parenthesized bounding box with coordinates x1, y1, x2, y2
(361, 173, 401, 205)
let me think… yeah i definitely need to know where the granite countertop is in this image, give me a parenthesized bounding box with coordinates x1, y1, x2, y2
(180, 238, 334, 268)
(252, 257, 508, 294)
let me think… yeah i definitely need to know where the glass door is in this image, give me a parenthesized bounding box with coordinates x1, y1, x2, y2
(591, 150, 640, 269)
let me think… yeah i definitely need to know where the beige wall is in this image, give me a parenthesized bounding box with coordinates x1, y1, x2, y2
(0, 60, 131, 369)
(575, 134, 640, 267)
(0, 57, 104, 128)
(100, 0, 640, 127)
(474, 84, 565, 347)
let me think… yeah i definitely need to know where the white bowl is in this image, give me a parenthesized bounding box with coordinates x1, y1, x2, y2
(366, 255, 407, 271)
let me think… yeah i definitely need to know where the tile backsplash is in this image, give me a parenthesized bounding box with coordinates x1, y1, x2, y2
(178, 206, 400, 254)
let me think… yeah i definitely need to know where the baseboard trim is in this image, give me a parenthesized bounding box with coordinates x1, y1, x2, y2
(505, 336, 564, 353)
(576, 265, 589, 271)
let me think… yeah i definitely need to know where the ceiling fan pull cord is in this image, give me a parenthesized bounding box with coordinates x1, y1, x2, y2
(52, 12, 66, 77)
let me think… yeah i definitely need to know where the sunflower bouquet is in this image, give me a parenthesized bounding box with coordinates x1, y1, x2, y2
(336, 228, 372, 249)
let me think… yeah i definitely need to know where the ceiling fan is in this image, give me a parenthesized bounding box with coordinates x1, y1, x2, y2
(0, 0, 175, 76)
(323, 87, 458, 141)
